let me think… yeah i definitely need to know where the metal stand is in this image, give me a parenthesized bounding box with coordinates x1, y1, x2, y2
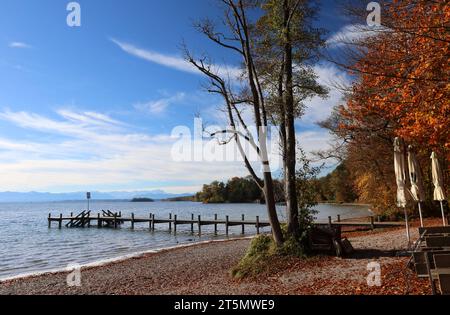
(404, 206, 411, 250)
(440, 201, 446, 226)
(418, 202, 424, 228)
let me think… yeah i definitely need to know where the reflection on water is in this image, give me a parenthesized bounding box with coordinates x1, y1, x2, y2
(0, 201, 371, 279)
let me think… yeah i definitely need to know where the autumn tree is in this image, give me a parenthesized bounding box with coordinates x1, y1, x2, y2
(321, 0, 449, 214)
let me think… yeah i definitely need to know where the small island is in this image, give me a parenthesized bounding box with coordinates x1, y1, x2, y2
(130, 197, 154, 202)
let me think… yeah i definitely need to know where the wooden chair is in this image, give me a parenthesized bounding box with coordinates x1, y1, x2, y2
(438, 275, 450, 295)
(413, 249, 450, 277)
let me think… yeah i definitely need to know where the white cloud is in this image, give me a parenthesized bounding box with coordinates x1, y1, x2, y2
(134, 92, 186, 115)
(301, 63, 352, 124)
(326, 24, 388, 47)
(111, 38, 198, 74)
(110, 38, 242, 79)
(8, 42, 31, 49)
(297, 130, 333, 155)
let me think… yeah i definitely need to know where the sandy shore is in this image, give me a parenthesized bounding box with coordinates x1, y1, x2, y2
(0, 220, 436, 295)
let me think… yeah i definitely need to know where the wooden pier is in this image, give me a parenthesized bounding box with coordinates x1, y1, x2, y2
(47, 211, 404, 236)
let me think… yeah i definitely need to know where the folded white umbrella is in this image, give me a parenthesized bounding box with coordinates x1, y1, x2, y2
(408, 146, 426, 227)
(394, 138, 410, 245)
(431, 152, 447, 226)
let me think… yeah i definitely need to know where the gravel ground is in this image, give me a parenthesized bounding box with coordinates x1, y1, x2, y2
(0, 221, 435, 295)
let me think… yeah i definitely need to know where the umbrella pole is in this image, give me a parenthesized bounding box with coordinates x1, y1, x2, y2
(418, 202, 424, 228)
(440, 201, 447, 226)
(404, 206, 411, 249)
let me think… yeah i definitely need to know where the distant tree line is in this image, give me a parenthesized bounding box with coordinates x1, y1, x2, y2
(195, 176, 285, 204)
(311, 163, 358, 204)
(196, 163, 360, 205)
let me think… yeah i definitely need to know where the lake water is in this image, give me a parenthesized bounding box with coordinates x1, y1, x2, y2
(0, 201, 371, 280)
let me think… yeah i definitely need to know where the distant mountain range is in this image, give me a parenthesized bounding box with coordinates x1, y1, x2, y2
(0, 190, 193, 203)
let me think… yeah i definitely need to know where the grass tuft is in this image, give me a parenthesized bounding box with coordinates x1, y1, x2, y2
(231, 225, 308, 279)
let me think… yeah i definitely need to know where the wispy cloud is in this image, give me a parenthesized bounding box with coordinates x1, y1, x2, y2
(134, 92, 186, 115)
(326, 24, 388, 47)
(0, 108, 251, 192)
(111, 38, 197, 74)
(8, 42, 31, 49)
(110, 38, 242, 79)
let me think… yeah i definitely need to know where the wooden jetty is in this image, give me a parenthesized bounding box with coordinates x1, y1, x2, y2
(48, 211, 404, 236)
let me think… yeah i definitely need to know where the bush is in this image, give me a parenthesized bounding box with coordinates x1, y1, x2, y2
(231, 147, 320, 279)
(231, 225, 308, 279)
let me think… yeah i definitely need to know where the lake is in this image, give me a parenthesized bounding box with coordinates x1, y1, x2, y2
(0, 201, 371, 280)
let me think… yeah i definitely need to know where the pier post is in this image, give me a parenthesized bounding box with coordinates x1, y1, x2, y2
(119, 211, 122, 217)
(328, 216, 332, 229)
(114, 213, 118, 229)
(97, 213, 102, 228)
(256, 216, 260, 235)
(149, 213, 152, 230)
(87, 212, 91, 227)
(241, 214, 245, 235)
(70, 212, 73, 218)
(131, 213, 135, 230)
(225, 215, 229, 236)
(174, 215, 177, 234)
(337, 215, 341, 223)
(198, 215, 201, 236)
(214, 214, 218, 234)
(48, 213, 51, 228)
(151, 214, 155, 231)
(58, 213, 62, 229)
(191, 214, 194, 233)
(169, 214, 172, 231)
(370, 216, 375, 230)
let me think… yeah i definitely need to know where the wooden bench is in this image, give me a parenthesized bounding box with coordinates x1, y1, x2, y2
(426, 236, 450, 248)
(419, 226, 450, 236)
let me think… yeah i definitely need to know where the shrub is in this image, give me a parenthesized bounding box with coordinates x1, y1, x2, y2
(231, 225, 309, 279)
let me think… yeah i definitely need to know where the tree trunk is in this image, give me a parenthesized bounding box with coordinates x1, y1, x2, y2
(263, 170, 284, 246)
(239, 3, 284, 245)
(283, 0, 300, 239)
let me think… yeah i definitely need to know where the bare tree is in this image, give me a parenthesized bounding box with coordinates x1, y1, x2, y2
(183, 0, 284, 245)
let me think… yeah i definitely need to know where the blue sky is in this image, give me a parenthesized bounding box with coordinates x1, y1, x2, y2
(0, 0, 359, 193)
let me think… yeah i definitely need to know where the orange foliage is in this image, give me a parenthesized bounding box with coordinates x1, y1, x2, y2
(340, 0, 449, 160)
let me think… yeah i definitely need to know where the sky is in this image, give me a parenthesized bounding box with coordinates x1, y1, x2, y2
(0, 0, 361, 194)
